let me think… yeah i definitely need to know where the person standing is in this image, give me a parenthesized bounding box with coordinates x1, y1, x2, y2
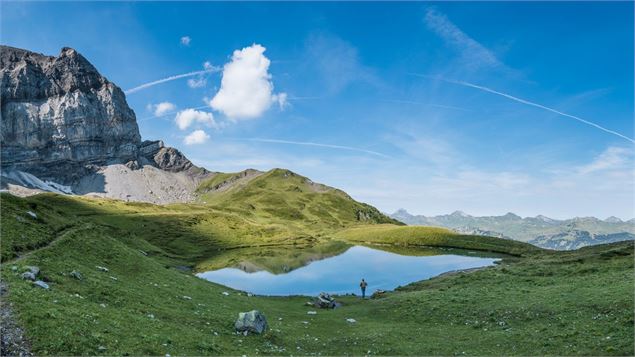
(360, 278, 368, 298)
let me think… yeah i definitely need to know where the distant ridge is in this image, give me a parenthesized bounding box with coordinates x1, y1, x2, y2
(390, 209, 635, 250)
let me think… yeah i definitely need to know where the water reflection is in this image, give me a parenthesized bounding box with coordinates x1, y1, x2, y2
(196, 244, 500, 296)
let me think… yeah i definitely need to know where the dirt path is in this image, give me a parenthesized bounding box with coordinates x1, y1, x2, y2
(0, 281, 32, 356)
(7, 224, 88, 264)
(1, 224, 92, 356)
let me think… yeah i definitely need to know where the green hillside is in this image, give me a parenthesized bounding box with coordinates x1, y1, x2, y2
(334, 225, 540, 256)
(196, 168, 402, 228)
(1, 192, 633, 355)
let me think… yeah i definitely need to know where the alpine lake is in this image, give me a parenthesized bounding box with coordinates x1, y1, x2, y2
(195, 241, 502, 296)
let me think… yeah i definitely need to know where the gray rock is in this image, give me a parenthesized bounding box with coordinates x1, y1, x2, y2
(371, 289, 386, 299)
(21, 272, 36, 281)
(24, 266, 39, 276)
(314, 292, 340, 309)
(0, 46, 207, 186)
(234, 310, 268, 335)
(0, 46, 141, 182)
(69, 270, 83, 280)
(32, 281, 49, 289)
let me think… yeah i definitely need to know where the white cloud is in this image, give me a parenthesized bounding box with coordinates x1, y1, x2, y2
(184, 130, 210, 145)
(577, 146, 634, 174)
(187, 77, 206, 88)
(209, 44, 286, 120)
(180, 36, 191, 46)
(424, 8, 501, 70)
(150, 102, 176, 117)
(305, 33, 376, 94)
(272, 92, 288, 109)
(203, 61, 215, 70)
(175, 109, 216, 130)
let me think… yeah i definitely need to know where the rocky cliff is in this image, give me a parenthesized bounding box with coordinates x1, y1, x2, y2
(0, 46, 145, 181)
(1, 46, 210, 202)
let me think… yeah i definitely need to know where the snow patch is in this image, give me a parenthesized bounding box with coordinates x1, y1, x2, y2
(1, 170, 73, 194)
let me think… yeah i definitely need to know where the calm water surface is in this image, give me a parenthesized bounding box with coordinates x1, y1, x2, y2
(197, 245, 499, 296)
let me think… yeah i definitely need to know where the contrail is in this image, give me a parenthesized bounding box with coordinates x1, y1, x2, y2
(240, 138, 391, 158)
(125, 68, 220, 95)
(417, 74, 634, 144)
(384, 99, 470, 112)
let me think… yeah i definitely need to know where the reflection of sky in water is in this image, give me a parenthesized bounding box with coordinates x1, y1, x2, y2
(197, 246, 499, 296)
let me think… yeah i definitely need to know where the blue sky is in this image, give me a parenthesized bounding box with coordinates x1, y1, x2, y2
(2, 1, 633, 219)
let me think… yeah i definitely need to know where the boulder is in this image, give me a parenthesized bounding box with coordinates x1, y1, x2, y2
(21, 272, 36, 281)
(33, 281, 49, 289)
(234, 310, 268, 335)
(25, 266, 40, 276)
(314, 292, 340, 309)
(70, 270, 83, 280)
(371, 289, 386, 299)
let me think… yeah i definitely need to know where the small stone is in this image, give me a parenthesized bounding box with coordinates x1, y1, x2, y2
(26, 211, 37, 219)
(96, 266, 109, 272)
(182, 296, 192, 300)
(346, 318, 356, 323)
(10, 266, 17, 272)
(109, 276, 118, 281)
(21, 272, 36, 281)
(25, 266, 40, 275)
(100, 303, 107, 308)
(307, 311, 317, 315)
(147, 314, 155, 319)
(70, 270, 83, 280)
(222, 291, 229, 296)
(97, 346, 106, 351)
(33, 280, 49, 289)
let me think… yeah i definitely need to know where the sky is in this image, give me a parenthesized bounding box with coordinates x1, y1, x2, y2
(2, 1, 634, 219)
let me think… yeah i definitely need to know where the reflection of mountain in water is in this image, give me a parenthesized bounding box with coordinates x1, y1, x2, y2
(195, 241, 352, 274)
(196, 241, 505, 274)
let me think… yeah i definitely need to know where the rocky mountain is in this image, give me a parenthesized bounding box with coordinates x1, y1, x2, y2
(391, 209, 635, 250)
(1, 45, 212, 202)
(0, 45, 398, 224)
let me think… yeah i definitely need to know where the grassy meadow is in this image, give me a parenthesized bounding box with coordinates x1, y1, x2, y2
(1, 184, 633, 355)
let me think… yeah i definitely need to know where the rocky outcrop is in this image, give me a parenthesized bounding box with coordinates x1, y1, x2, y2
(0, 46, 210, 201)
(1, 46, 142, 182)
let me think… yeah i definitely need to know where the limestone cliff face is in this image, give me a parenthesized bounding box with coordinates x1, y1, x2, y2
(0, 46, 200, 184)
(1, 46, 142, 181)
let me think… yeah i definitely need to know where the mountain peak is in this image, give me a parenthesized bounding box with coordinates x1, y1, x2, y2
(450, 210, 471, 218)
(605, 216, 623, 223)
(535, 215, 557, 223)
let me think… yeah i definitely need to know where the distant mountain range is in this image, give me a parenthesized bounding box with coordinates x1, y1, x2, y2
(390, 209, 635, 250)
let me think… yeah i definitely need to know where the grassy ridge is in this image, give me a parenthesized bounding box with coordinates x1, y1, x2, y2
(335, 224, 540, 256)
(197, 168, 402, 228)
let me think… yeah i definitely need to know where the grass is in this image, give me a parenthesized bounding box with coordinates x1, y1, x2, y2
(334, 224, 540, 256)
(1, 192, 633, 355)
(197, 168, 402, 228)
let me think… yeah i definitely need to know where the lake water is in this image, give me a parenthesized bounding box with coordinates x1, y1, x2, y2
(196, 245, 500, 296)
